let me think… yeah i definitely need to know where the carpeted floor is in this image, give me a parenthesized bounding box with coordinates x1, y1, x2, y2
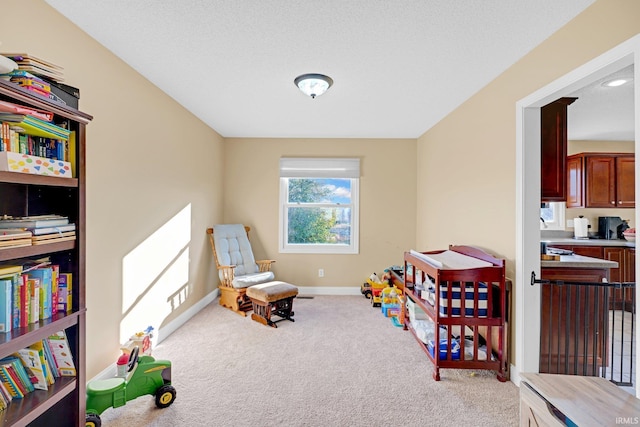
(99, 295, 520, 427)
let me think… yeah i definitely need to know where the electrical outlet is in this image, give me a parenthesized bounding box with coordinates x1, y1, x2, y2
(567, 219, 574, 227)
(318, 268, 324, 278)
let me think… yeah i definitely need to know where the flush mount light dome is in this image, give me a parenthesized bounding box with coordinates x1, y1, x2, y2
(602, 78, 632, 87)
(294, 73, 333, 98)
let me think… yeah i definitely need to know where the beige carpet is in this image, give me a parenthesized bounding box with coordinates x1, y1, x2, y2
(99, 295, 520, 427)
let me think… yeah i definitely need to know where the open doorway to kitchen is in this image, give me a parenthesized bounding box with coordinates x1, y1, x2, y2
(515, 34, 639, 397)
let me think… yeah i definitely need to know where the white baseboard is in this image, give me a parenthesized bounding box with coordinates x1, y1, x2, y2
(297, 286, 361, 296)
(156, 288, 219, 344)
(89, 288, 219, 383)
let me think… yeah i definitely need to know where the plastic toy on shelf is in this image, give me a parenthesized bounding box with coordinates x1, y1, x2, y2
(361, 273, 388, 307)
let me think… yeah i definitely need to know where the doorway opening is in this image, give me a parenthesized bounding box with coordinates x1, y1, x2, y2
(515, 34, 639, 397)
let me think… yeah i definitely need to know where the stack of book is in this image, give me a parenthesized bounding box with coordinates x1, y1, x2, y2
(0, 261, 74, 334)
(0, 230, 32, 250)
(0, 54, 64, 84)
(0, 331, 75, 411)
(0, 215, 75, 247)
(0, 111, 70, 142)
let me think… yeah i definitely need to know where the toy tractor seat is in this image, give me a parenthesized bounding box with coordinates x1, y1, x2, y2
(86, 377, 127, 407)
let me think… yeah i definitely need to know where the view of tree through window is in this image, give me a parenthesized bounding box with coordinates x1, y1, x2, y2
(286, 178, 352, 245)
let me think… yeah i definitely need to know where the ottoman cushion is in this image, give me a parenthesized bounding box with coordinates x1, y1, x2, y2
(246, 281, 298, 302)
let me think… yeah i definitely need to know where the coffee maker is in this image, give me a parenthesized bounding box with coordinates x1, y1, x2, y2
(598, 216, 629, 240)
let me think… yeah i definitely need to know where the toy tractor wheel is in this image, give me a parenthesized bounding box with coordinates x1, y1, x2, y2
(86, 413, 101, 427)
(363, 289, 372, 299)
(155, 384, 177, 408)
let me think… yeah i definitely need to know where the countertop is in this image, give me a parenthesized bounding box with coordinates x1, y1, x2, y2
(541, 237, 635, 248)
(520, 373, 640, 426)
(540, 253, 618, 269)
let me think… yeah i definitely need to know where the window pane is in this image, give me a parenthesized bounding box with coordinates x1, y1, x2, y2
(540, 204, 555, 222)
(287, 206, 351, 244)
(288, 178, 352, 204)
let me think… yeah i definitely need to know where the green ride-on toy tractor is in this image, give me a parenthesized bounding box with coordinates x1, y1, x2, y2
(85, 347, 176, 427)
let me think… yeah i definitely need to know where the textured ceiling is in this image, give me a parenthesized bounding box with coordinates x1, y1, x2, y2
(44, 0, 603, 139)
(567, 64, 635, 141)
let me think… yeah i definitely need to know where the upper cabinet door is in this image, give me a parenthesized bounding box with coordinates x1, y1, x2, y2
(586, 156, 616, 207)
(616, 155, 635, 207)
(541, 97, 577, 202)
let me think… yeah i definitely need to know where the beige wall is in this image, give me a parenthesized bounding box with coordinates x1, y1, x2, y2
(2, 1, 225, 378)
(223, 138, 417, 288)
(417, 0, 640, 367)
(4, 0, 639, 380)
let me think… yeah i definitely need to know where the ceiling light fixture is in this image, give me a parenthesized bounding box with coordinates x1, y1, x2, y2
(294, 73, 333, 99)
(603, 78, 630, 87)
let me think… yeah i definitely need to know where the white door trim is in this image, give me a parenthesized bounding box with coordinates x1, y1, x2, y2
(514, 33, 640, 393)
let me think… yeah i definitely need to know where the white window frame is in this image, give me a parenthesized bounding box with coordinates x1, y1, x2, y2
(540, 201, 566, 230)
(279, 158, 360, 254)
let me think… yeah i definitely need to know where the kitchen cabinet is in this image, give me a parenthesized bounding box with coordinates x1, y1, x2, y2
(609, 247, 636, 311)
(541, 97, 577, 202)
(548, 243, 634, 311)
(566, 153, 635, 208)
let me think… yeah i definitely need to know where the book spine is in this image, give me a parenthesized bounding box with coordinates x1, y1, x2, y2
(19, 274, 28, 329)
(18, 133, 27, 154)
(12, 273, 21, 330)
(0, 366, 21, 398)
(28, 278, 39, 324)
(0, 279, 12, 333)
(50, 265, 59, 319)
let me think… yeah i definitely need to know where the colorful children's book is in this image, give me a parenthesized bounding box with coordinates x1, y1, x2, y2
(47, 330, 75, 376)
(27, 277, 40, 324)
(0, 364, 22, 398)
(18, 273, 28, 328)
(57, 272, 72, 312)
(42, 338, 58, 380)
(0, 278, 12, 333)
(28, 267, 52, 320)
(17, 347, 47, 390)
(29, 341, 54, 386)
(2, 356, 34, 394)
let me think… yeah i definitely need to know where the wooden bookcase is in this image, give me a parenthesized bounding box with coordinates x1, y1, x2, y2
(402, 245, 508, 381)
(0, 79, 91, 426)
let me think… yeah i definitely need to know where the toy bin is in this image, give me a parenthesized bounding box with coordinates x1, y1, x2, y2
(427, 338, 461, 360)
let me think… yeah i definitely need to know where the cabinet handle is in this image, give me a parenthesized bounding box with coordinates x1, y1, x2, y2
(611, 201, 615, 205)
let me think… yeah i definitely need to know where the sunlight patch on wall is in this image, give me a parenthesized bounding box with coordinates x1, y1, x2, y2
(120, 204, 192, 344)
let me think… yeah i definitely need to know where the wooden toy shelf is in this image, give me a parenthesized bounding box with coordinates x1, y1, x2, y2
(403, 245, 508, 381)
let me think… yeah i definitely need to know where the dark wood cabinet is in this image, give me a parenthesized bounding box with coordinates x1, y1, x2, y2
(566, 153, 635, 208)
(548, 244, 634, 311)
(0, 80, 90, 426)
(541, 97, 577, 202)
(617, 155, 636, 207)
(610, 247, 636, 311)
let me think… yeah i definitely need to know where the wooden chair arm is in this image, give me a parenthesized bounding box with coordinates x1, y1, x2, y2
(256, 260, 276, 272)
(217, 265, 236, 288)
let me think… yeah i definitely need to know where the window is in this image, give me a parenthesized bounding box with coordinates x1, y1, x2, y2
(540, 202, 565, 230)
(279, 158, 359, 254)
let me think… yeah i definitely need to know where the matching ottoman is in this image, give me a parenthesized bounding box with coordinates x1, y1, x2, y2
(246, 281, 298, 328)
